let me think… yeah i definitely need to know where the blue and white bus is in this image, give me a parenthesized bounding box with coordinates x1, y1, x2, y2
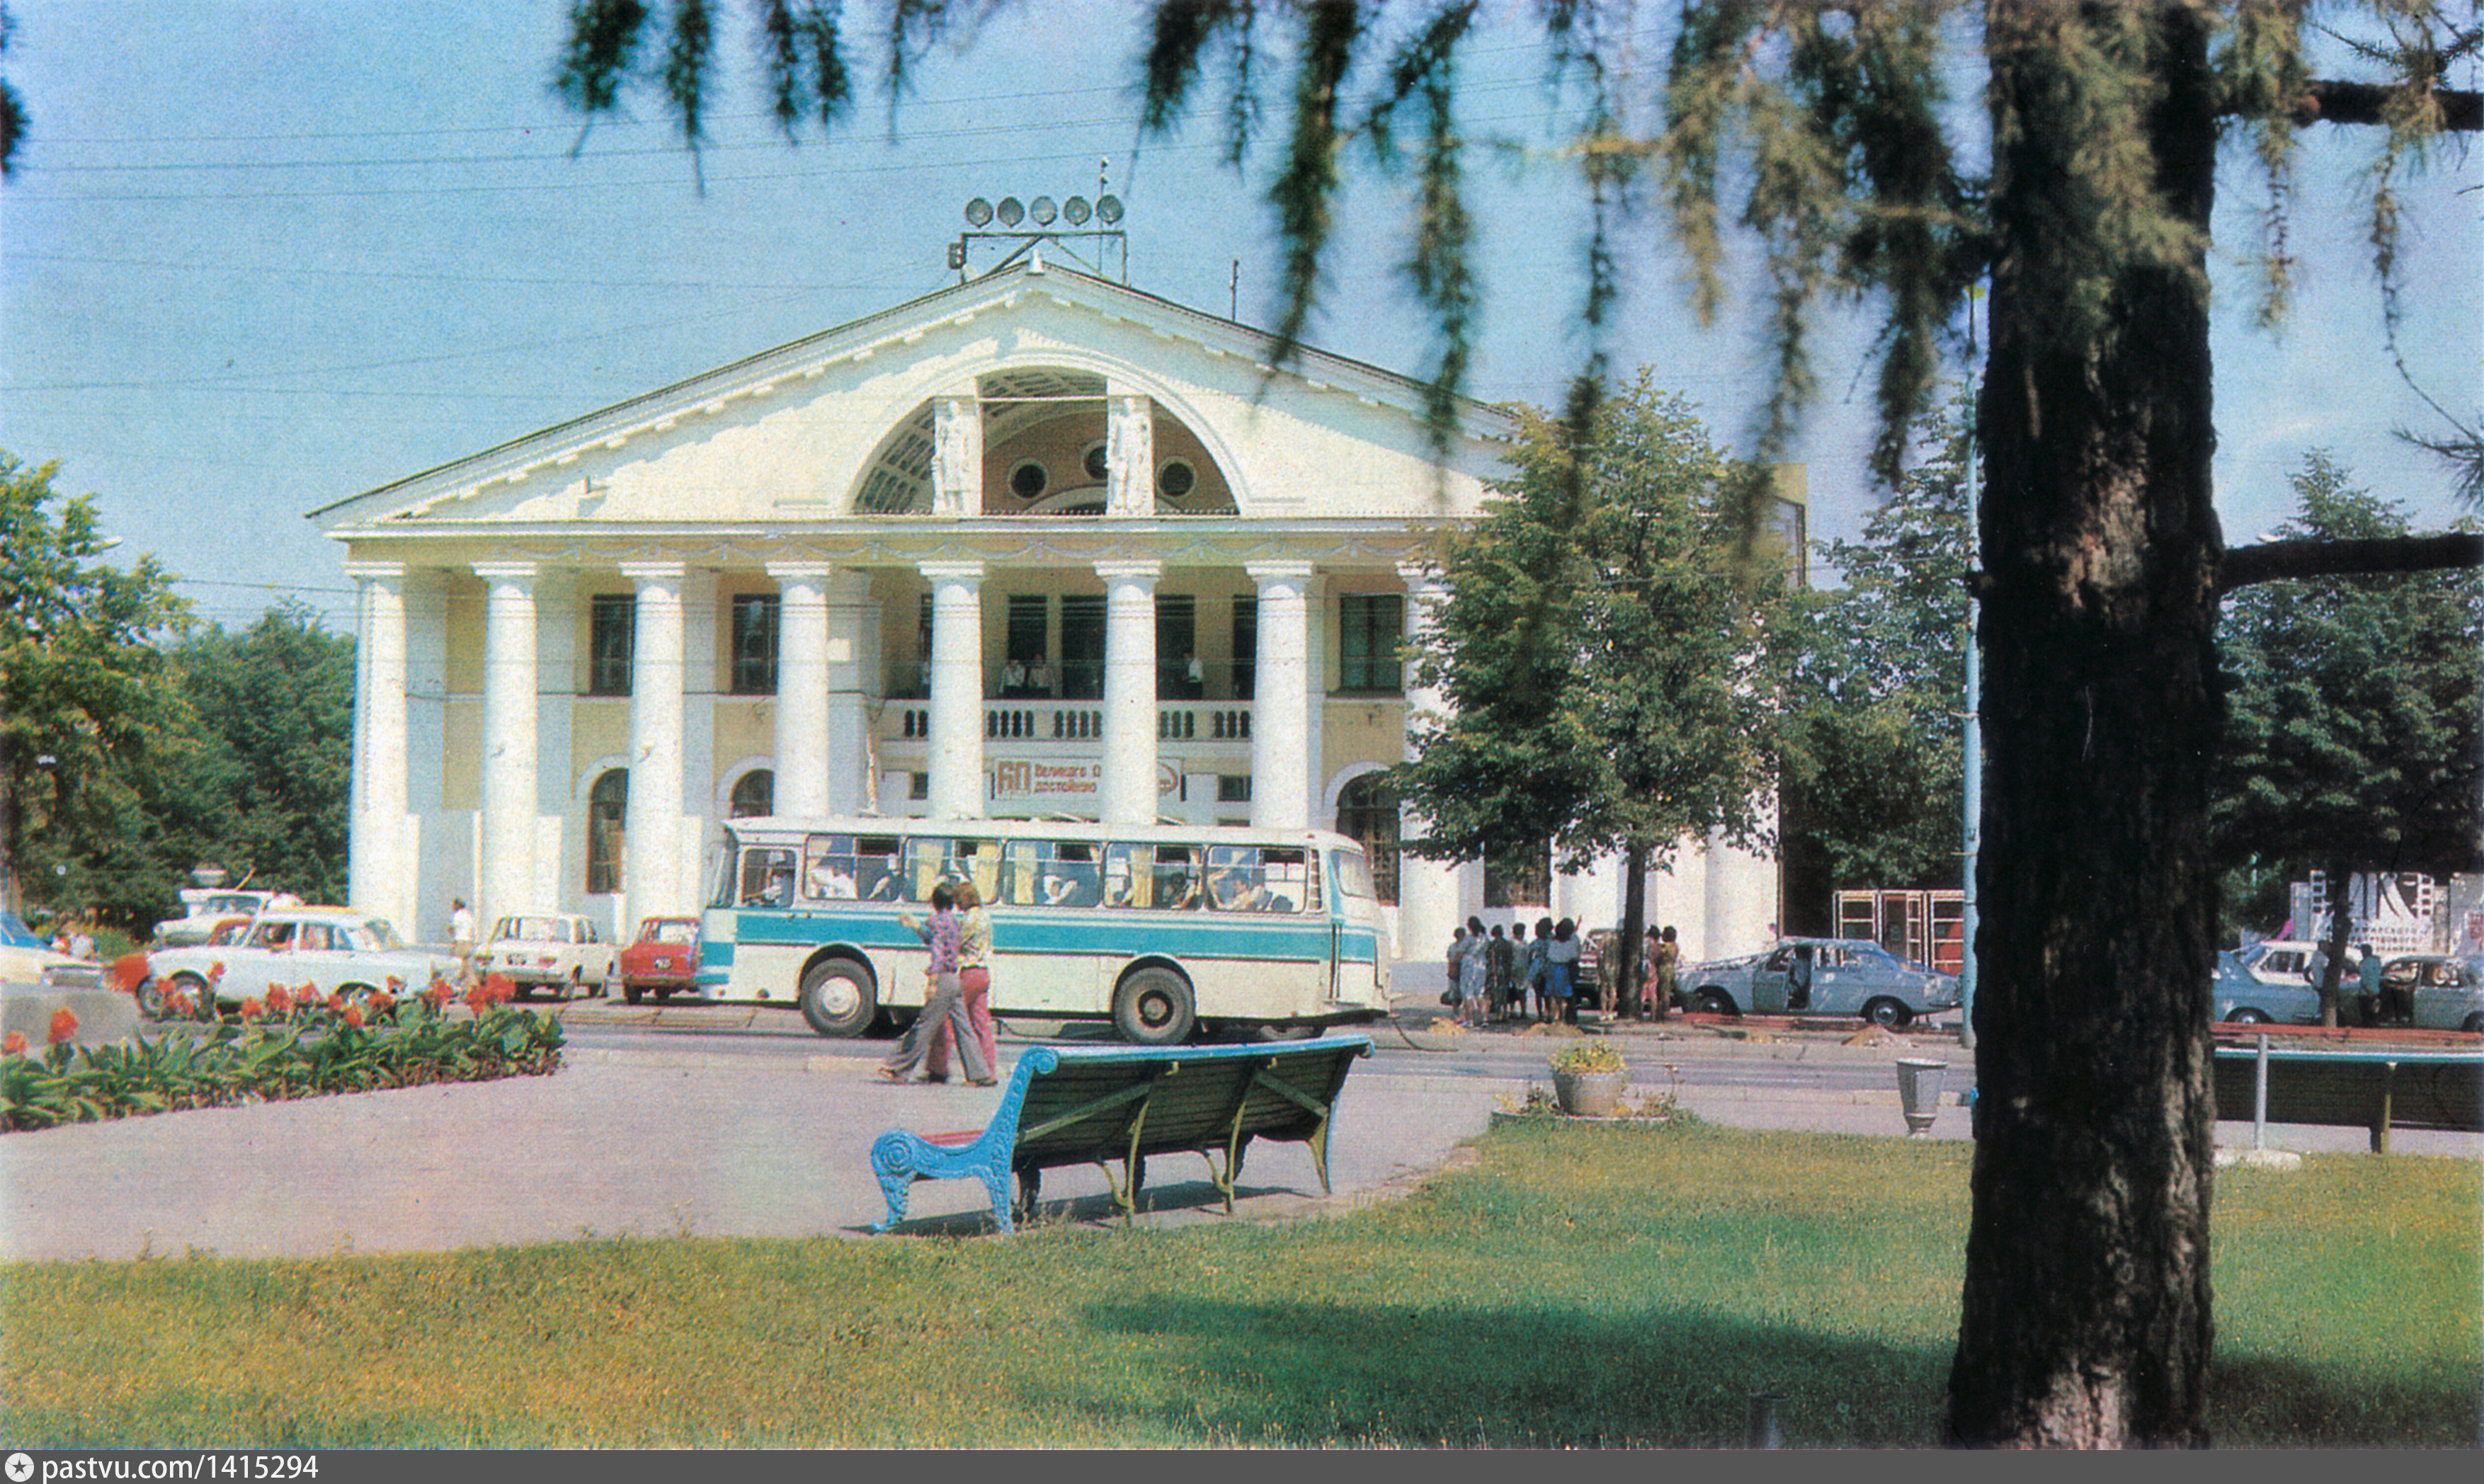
(694, 816, 1393, 1044)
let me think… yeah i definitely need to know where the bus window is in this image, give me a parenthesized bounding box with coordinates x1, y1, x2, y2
(1207, 845, 1272, 911)
(1044, 843, 1100, 906)
(1151, 845, 1202, 911)
(857, 838, 902, 900)
(1258, 847, 1312, 913)
(802, 835, 860, 900)
(1101, 843, 1140, 908)
(740, 846, 798, 906)
(905, 838, 1000, 902)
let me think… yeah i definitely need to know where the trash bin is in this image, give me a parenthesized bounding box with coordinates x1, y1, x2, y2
(1896, 1058, 1948, 1136)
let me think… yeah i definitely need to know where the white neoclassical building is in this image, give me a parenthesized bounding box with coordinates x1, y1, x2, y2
(315, 258, 1784, 963)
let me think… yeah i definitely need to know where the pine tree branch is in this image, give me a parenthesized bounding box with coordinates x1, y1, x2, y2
(2292, 79, 2483, 131)
(2216, 532, 2484, 595)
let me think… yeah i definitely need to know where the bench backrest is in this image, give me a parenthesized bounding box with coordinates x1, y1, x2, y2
(996, 1036, 1372, 1172)
(2212, 1046, 2483, 1134)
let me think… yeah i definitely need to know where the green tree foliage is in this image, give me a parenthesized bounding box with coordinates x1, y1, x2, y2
(2212, 452, 2482, 1018)
(146, 604, 359, 911)
(0, 452, 190, 923)
(1777, 394, 1972, 894)
(1396, 376, 1783, 995)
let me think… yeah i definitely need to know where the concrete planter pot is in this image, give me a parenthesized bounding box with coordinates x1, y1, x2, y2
(1552, 1067, 1628, 1118)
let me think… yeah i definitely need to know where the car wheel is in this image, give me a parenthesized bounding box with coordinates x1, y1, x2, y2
(1690, 986, 1738, 1017)
(621, 978, 644, 1005)
(135, 976, 170, 1020)
(554, 968, 581, 1004)
(1863, 997, 1913, 1030)
(2226, 1008, 2270, 1026)
(2461, 1012, 2482, 1034)
(798, 958, 878, 1038)
(167, 971, 215, 1018)
(1113, 968, 1196, 1046)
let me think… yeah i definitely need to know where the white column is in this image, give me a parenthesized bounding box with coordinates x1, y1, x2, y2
(768, 561, 833, 820)
(346, 561, 411, 934)
(1396, 564, 1459, 957)
(473, 561, 540, 929)
(622, 561, 688, 921)
(1106, 392, 1154, 515)
(1246, 561, 1314, 830)
(932, 394, 983, 515)
(920, 561, 986, 819)
(1097, 560, 1162, 826)
(823, 571, 876, 816)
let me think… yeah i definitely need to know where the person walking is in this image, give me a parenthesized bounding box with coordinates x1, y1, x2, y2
(928, 879, 1001, 1084)
(448, 898, 477, 988)
(1546, 918, 1581, 1023)
(879, 884, 991, 1085)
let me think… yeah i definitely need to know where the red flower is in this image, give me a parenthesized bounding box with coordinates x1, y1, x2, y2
(385, 975, 404, 993)
(369, 988, 396, 1015)
(423, 974, 454, 1009)
(267, 985, 292, 1015)
(47, 1008, 79, 1045)
(240, 997, 264, 1021)
(4, 1030, 26, 1055)
(324, 990, 347, 1014)
(342, 1004, 365, 1029)
(484, 972, 515, 1006)
(207, 961, 227, 981)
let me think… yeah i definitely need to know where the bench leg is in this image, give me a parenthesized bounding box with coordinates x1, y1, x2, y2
(871, 1172, 913, 1234)
(981, 1168, 1015, 1235)
(1015, 1168, 1041, 1226)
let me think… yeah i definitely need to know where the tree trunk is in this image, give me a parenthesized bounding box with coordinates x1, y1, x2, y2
(2316, 856, 2354, 1028)
(1617, 840, 1648, 1019)
(1947, 6, 2219, 1448)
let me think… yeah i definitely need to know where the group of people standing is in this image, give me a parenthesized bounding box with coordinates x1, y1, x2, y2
(879, 879, 1000, 1085)
(1447, 918, 1682, 1026)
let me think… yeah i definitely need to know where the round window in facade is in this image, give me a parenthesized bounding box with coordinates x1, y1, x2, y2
(1157, 457, 1197, 501)
(1083, 440, 1110, 482)
(1008, 459, 1049, 501)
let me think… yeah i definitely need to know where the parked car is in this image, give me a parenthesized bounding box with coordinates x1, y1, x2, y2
(152, 889, 297, 947)
(136, 907, 454, 1012)
(1681, 937, 1959, 1028)
(2211, 948, 2325, 1026)
(2232, 938, 2323, 987)
(615, 916, 702, 1005)
(0, 911, 104, 993)
(479, 913, 616, 1001)
(2397, 955, 2484, 1034)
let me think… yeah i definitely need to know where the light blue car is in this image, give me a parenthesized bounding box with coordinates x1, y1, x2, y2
(1682, 937, 1959, 1029)
(2210, 948, 2324, 1026)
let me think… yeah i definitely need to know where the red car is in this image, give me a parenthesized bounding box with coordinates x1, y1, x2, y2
(616, 916, 702, 1005)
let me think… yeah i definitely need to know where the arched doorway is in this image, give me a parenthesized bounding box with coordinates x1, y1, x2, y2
(1334, 772, 1401, 906)
(730, 769, 775, 818)
(586, 769, 627, 895)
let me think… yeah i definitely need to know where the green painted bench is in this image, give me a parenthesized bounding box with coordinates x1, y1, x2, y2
(868, 1034, 1374, 1233)
(2214, 1043, 2483, 1153)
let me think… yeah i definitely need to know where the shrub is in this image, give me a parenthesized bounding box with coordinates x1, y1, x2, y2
(0, 998, 564, 1132)
(1549, 1039, 1625, 1075)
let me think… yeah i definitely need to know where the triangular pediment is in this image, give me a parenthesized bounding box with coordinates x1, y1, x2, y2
(313, 262, 1514, 540)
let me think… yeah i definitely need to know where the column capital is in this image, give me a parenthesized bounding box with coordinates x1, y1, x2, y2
(343, 559, 407, 583)
(1093, 558, 1163, 586)
(470, 559, 540, 585)
(1245, 560, 1316, 590)
(765, 558, 835, 585)
(917, 559, 986, 586)
(620, 559, 688, 587)
(1395, 561, 1448, 595)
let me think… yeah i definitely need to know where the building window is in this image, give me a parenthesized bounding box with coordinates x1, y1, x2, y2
(731, 594, 780, 695)
(1485, 843, 1550, 910)
(1008, 459, 1049, 501)
(1217, 775, 1252, 804)
(910, 772, 930, 801)
(1338, 593, 1404, 693)
(1004, 595, 1049, 696)
(1157, 595, 1200, 699)
(1059, 594, 1105, 700)
(587, 769, 627, 895)
(1082, 440, 1110, 483)
(588, 594, 634, 696)
(1231, 597, 1257, 700)
(1158, 457, 1197, 501)
(1334, 772, 1399, 906)
(729, 770, 773, 818)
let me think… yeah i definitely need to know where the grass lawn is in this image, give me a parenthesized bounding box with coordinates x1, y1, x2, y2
(4, 1120, 2475, 1447)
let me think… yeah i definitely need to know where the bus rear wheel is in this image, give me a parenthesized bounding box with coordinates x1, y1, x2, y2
(799, 959, 877, 1038)
(1113, 969, 1195, 1046)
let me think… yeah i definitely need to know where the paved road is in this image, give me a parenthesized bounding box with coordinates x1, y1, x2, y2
(1, 983, 2472, 1264)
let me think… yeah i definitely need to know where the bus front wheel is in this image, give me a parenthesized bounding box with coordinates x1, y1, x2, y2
(1114, 969, 1195, 1046)
(799, 959, 878, 1038)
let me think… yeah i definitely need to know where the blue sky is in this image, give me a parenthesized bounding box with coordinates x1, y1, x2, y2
(2, 1, 2475, 632)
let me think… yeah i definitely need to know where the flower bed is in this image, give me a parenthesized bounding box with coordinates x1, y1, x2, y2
(1, 975, 564, 1132)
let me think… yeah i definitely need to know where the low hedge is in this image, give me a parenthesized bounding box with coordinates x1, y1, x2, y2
(1, 988, 565, 1132)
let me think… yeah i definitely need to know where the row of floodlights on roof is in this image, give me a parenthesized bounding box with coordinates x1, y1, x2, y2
(965, 194, 1123, 229)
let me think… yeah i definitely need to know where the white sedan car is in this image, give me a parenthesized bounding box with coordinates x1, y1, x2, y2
(478, 913, 616, 1001)
(139, 908, 454, 1013)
